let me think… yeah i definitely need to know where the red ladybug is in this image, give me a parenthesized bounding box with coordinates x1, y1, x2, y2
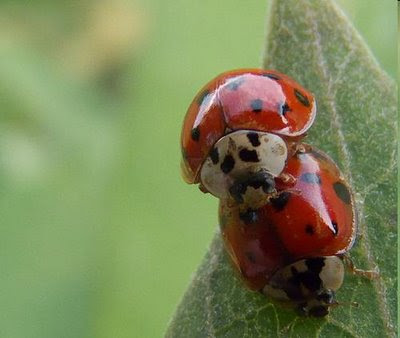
(181, 69, 316, 202)
(219, 146, 356, 316)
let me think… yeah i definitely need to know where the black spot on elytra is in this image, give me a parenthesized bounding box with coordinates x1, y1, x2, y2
(263, 73, 280, 80)
(227, 76, 245, 90)
(331, 221, 338, 236)
(209, 147, 219, 164)
(270, 192, 291, 211)
(333, 181, 351, 205)
(246, 132, 261, 147)
(245, 251, 257, 263)
(294, 88, 310, 107)
(239, 148, 259, 162)
(305, 224, 315, 235)
(250, 99, 263, 112)
(220, 154, 235, 174)
(191, 127, 200, 141)
(240, 209, 259, 224)
(300, 173, 321, 184)
(280, 102, 291, 116)
(196, 89, 210, 105)
(305, 257, 325, 273)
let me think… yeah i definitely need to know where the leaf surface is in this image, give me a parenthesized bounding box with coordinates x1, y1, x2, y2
(166, 1, 397, 336)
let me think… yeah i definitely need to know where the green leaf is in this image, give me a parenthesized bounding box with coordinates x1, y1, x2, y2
(166, 0, 397, 337)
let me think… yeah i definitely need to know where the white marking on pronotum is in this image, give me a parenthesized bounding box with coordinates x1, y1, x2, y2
(200, 130, 288, 200)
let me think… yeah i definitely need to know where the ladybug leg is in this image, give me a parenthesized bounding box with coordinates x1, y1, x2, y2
(288, 141, 313, 157)
(341, 254, 379, 279)
(277, 142, 314, 186)
(326, 300, 359, 309)
(271, 188, 302, 199)
(277, 172, 296, 186)
(294, 143, 313, 154)
(355, 227, 364, 241)
(198, 183, 209, 194)
(239, 208, 259, 224)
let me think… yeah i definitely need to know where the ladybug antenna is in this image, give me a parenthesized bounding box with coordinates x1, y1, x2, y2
(330, 300, 359, 308)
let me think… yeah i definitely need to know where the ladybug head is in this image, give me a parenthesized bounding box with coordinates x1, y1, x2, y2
(199, 130, 288, 206)
(264, 256, 345, 317)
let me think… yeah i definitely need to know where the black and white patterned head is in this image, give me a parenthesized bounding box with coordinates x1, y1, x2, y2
(263, 256, 345, 317)
(200, 130, 288, 203)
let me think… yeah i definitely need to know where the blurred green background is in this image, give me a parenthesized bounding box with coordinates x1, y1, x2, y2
(0, 1, 395, 337)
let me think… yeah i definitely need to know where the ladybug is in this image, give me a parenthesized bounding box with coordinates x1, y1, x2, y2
(181, 69, 316, 205)
(218, 146, 356, 317)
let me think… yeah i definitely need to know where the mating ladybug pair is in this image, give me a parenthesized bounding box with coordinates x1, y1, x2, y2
(180, 69, 373, 317)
